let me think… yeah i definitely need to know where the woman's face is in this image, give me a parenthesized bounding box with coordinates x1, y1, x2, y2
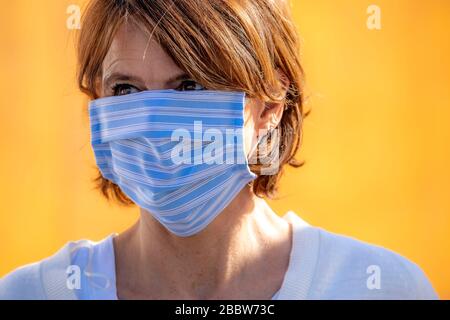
(101, 23, 281, 157)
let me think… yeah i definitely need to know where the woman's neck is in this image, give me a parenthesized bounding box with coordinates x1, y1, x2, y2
(113, 185, 292, 299)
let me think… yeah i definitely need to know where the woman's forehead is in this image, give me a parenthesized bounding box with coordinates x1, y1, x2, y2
(102, 23, 184, 87)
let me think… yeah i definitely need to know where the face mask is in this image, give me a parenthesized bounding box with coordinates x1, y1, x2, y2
(89, 89, 258, 237)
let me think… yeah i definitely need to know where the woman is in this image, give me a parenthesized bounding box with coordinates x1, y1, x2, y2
(0, 0, 437, 300)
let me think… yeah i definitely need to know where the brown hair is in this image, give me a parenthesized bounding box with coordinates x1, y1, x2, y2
(77, 0, 306, 204)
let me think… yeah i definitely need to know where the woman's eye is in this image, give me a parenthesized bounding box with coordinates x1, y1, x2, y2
(112, 84, 140, 96)
(176, 80, 205, 91)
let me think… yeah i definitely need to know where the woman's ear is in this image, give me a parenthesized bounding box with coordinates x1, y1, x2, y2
(257, 68, 290, 131)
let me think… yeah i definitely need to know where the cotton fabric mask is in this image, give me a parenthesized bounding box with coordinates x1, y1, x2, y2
(89, 89, 257, 237)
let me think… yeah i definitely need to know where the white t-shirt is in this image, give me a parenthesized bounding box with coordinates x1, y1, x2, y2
(0, 212, 438, 299)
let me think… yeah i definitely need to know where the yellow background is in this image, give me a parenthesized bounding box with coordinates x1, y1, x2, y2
(0, 0, 449, 298)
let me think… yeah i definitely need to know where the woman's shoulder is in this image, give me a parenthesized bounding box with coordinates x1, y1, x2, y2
(0, 260, 45, 300)
(308, 226, 438, 299)
(283, 211, 438, 299)
(0, 237, 111, 300)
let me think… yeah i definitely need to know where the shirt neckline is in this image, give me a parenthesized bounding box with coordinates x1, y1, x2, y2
(101, 211, 318, 300)
(276, 211, 320, 299)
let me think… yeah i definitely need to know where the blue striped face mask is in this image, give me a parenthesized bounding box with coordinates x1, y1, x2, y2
(89, 89, 258, 237)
